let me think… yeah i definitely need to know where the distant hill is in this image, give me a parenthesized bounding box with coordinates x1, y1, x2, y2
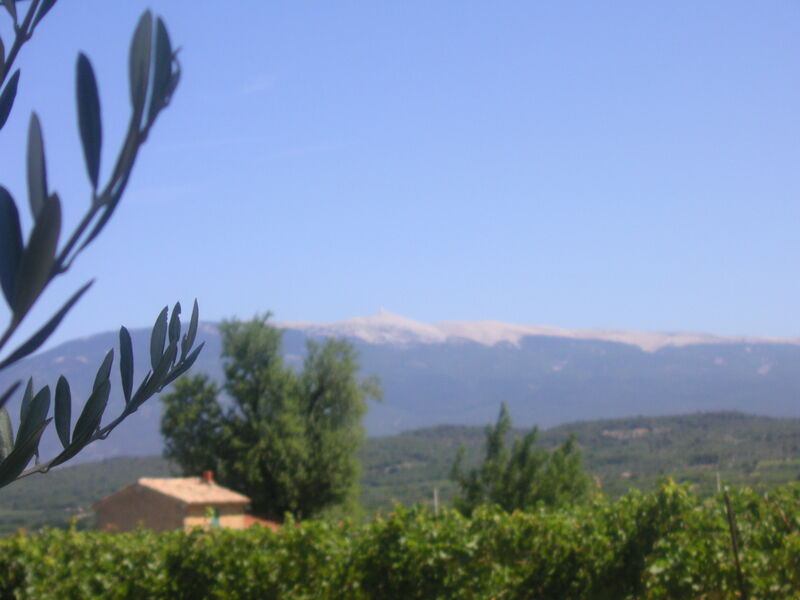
(1, 313, 800, 462)
(0, 412, 797, 533)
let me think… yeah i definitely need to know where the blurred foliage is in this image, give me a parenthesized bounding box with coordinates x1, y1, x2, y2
(451, 402, 590, 514)
(0, 482, 798, 598)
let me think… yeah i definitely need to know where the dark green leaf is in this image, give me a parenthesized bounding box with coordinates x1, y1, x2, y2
(93, 349, 113, 392)
(48, 442, 80, 467)
(0, 186, 23, 306)
(128, 372, 151, 410)
(72, 379, 110, 445)
(15, 385, 49, 452)
(181, 299, 199, 360)
(0, 408, 13, 460)
(0, 419, 50, 487)
(0, 381, 20, 411)
(76, 53, 102, 190)
(164, 342, 204, 386)
(151, 341, 177, 390)
(0, 69, 19, 131)
(2, 0, 15, 23)
(147, 17, 172, 125)
(19, 378, 32, 427)
(32, 0, 58, 28)
(119, 326, 133, 404)
(54, 376, 71, 448)
(128, 11, 153, 120)
(0, 280, 92, 369)
(150, 306, 168, 370)
(26, 113, 48, 221)
(168, 302, 181, 345)
(11, 192, 60, 321)
(134, 341, 176, 409)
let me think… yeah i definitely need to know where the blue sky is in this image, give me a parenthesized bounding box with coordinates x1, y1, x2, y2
(1, 1, 799, 349)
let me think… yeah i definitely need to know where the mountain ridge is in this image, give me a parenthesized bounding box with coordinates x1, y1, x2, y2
(280, 311, 800, 352)
(2, 313, 800, 463)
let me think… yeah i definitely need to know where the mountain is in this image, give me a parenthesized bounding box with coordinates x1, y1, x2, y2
(1, 312, 800, 462)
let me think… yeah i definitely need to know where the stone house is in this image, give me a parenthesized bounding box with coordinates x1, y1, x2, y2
(93, 471, 255, 532)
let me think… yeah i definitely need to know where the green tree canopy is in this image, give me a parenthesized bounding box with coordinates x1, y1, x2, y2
(161, 315, 380, 520)
(451, 403, 590, 515)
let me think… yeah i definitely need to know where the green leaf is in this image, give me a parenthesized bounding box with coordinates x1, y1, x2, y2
(72, 379, 110, 445)
(26, 113, 48, 221)
(54, 376, 71, 448)
(93, 349, 114, 392)
(168, 302, 181, 345)
(134, 341, 176, 409)
(76, 53, 102, 190)
(0, 69, 19, 131)
(119, 326, 133, 404)
(181, 299, 199, 361)
(128, 11, 153, 120)
(0, 186, 23, 306)
(147, 17, 173, 125)
(150, 306, 168, 370)
(0, 408, 13, 460)
(128, 372, 151, 410)
(0, 280, 92, 369)
(15, 385, 50, 453)
(151, 341, 177, 390)
(164, 342, 204, 387)
(12, 192, 61, 321)
(0, 419, 50, 487)
(0, 381, 20, 411)
(19, 378, 33, 427)
(32, 0, 58, 28)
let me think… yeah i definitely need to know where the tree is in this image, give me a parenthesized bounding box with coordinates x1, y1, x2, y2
(0, 2, 202, 489)
(161, 315, 381, 520)
(451, 403, 590, 515)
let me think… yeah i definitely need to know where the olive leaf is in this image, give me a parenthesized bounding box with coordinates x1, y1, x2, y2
(76, 53, 102, 189)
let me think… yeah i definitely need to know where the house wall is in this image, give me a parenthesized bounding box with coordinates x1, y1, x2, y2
(95, 486, 185, 532)
(183, 503, 248, 531)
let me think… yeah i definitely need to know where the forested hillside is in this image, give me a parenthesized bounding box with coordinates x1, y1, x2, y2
(0, 412, 797, 533)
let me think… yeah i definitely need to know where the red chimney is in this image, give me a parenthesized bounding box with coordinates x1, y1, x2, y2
(202, 470, 214, 484)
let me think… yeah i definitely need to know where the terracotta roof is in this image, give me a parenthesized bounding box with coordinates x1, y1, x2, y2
(137, 477, 251, 505)
(243, 514, 280, 531)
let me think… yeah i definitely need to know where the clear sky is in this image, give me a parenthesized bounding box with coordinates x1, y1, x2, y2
(1, 1, 799, 350)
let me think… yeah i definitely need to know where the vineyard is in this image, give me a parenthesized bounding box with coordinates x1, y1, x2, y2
(0, 481, 798, 599)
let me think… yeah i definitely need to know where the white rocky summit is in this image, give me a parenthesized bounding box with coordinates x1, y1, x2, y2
(279, 311, 798, 353)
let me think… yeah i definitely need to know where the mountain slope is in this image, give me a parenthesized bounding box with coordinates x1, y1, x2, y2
(1, 313, 800, 462)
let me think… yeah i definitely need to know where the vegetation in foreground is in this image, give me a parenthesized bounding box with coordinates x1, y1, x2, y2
(0, 481, 798, 599)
